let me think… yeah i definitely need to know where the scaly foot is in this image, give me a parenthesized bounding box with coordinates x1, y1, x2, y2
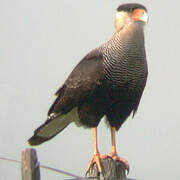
(100, 152, 129, 173)
(108, 152, 129, 173)
(86, 153, 102, 173)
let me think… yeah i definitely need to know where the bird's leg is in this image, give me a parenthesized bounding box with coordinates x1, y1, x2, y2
(109, 127, 118, 158)
(86, 127, 102, 173)
(108, 127, 129, 172)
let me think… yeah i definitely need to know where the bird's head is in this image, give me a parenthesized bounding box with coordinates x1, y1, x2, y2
(114, 3, 148, 32)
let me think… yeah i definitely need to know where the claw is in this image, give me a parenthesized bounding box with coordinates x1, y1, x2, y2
(108, 152, 129, 174)
(86, 153, 102, 173)
(117, 156, 129, 174)
(100, 153, 129, 174)
(108, 127, 130, 174)
(100, 154, 108, 159)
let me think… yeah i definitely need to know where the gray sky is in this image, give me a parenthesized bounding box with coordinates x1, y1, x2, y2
(0, 0, 180, 179)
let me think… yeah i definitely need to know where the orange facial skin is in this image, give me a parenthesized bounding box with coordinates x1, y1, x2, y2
(131, 9, 147, 22)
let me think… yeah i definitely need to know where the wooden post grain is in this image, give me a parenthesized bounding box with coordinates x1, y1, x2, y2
(86, 157, 128, 180)
(21, 148, 41, 180)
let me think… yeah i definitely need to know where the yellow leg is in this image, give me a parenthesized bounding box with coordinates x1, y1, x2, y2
(108, 127, 129, 173)
(109, 127, 117, 157)
(86, 127, 102, 173)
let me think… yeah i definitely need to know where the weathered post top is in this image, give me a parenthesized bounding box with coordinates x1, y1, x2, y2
(86, 157, 128, 180)
(21, 148, 41, 180)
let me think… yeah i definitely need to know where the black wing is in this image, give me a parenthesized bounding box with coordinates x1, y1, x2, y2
(48, 49, 104, 116)
(28, 50, 104, 145)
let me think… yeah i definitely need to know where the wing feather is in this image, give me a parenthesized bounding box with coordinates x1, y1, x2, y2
(48, 49, 104, 116)
(28, 50, 104, 145)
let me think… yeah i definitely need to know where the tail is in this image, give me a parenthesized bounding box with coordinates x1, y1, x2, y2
(28, 108, 79, 146)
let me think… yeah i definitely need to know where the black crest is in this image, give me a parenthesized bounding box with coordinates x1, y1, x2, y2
(117, 3, 147, 13)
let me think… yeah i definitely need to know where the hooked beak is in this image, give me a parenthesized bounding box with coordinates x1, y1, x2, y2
(131, 9, 148, 23)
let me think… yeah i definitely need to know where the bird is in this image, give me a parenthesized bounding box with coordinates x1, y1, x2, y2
(28, 3, 148, 173)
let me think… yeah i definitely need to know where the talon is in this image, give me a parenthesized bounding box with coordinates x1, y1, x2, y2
(100, 154, 108, 159)
(108, 127, 130, 174)
(117, 156, 129, 174)
(108, 152, 129, 174)
(86, 153, 102, 173)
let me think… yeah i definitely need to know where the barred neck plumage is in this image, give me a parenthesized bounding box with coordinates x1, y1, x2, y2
(100, 21, 147, 87)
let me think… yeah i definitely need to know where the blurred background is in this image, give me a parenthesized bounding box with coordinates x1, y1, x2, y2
(0, 0, 180, 179)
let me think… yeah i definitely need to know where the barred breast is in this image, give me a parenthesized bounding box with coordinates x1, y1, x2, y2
(101, 22, 148, 91)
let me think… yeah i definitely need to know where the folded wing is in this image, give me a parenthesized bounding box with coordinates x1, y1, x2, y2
(28, 50, 104, 145)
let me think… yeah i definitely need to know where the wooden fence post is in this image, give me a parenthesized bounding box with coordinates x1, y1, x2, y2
(20, 148, 134, 180)
(21, 148, 41, 180)
(86, 157, 128, 180)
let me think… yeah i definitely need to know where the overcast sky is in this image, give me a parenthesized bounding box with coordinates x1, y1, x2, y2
(0, 0, 180, 179)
